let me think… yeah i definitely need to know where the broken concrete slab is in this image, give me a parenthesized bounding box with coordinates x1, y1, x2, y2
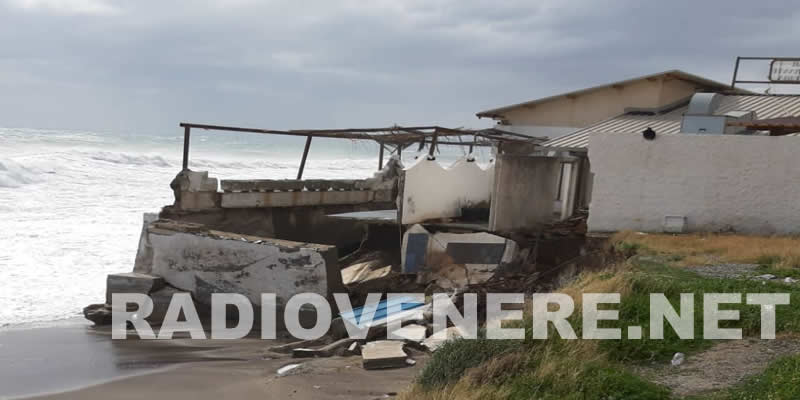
(140, 220, 342, 307)
(362, 340, 408, 370)
(105, 272, 165, 304)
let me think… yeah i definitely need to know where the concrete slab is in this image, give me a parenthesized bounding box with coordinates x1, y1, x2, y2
(362, 341, 408, 370)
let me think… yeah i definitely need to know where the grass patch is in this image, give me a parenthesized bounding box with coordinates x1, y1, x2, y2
(406, 242, 800, 399)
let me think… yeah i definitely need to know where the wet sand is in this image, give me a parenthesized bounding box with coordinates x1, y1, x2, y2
(0, 322, 424, 400)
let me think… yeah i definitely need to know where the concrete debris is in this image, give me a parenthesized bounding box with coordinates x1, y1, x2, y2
(105, 272, 165, 305)
(671, 352, 685, 367)
(422, 326, 465, 352)
(362, 341, 408, 370)
(83, 303, 112, 326)
(392, 324, 427, 342)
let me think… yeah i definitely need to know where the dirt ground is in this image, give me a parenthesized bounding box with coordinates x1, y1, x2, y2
(636, 336, 800, 397)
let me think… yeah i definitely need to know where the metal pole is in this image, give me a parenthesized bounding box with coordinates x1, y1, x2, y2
(378, 144, 385, 170)
(731, 56, 741, 89)
(427, 132, 438, 160)
(182, 125, 191, 171)
(297, 135, 312, 180)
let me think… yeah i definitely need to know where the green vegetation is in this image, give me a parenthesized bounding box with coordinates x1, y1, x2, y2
(403, 237, 800, 400)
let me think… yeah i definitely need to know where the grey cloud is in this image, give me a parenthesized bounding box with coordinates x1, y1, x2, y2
(0, 0, 798, 132)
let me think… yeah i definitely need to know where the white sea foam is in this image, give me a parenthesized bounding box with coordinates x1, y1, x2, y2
(0, 159, 44, 188)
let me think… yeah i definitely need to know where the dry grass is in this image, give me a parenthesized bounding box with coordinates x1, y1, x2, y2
(611, 231, 800, 268)
(559, 263, 633, 309)
(398, 380, 509, 400)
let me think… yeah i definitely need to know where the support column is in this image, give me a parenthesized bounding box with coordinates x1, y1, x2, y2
(182, 125, 191, 171)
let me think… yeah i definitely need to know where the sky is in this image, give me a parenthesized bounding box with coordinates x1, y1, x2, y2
(0, 0, 798, 134)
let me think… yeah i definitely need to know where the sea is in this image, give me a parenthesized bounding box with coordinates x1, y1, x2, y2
(0, 126, 488, 330)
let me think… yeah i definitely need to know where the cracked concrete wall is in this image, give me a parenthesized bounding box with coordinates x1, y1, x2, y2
(136, 221, 342, 307)
(588, 133, 800, 234)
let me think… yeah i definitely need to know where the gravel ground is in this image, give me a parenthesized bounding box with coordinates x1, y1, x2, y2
(636, 337, 800, 397)
(686, 263, 761, 279)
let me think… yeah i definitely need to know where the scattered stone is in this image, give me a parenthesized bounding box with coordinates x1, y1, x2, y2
(362, 341, 408, 370)
(671, 352, 685, 367)
(83, 303, 112, 325)
(785, 277, 798, 284)
(405, 358, 416, 366)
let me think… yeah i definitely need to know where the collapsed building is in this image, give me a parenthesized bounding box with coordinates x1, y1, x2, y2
(86, 68, 800, 355)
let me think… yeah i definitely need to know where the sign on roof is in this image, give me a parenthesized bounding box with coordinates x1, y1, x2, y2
(769, 59, 800, 83)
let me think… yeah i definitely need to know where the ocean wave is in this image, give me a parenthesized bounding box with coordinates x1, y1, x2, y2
(0, 159, 44, 188)
(87, 151, 172, 168)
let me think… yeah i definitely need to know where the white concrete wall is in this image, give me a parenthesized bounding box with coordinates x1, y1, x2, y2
(588, 133, 800, 234)
(138, 222, 341, 306)
(401, 157, 494, 225)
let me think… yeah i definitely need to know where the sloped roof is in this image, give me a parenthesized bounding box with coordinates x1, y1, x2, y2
(476, 70, 740, 119)
(540, 94, 800, 151)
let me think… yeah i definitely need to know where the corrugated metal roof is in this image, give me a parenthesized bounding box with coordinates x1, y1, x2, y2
(540, 94, 800, 150)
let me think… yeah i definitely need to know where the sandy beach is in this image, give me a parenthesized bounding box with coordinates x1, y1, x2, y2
(0, 322, 424, 400)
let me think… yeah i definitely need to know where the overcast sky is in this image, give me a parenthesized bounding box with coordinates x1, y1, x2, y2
(1, 0, 798, 133)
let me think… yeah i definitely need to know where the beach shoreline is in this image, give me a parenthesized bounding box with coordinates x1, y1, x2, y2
(0, 322, 423, 400)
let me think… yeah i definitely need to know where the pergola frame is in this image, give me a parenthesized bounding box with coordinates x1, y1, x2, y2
(179, 122, 537, 179)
